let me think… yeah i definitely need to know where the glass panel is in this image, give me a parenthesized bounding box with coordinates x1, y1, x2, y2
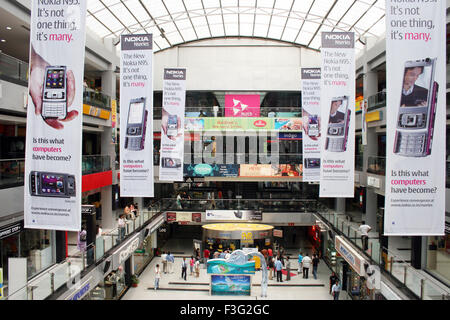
(30, 273, 52, 300)
(52, 263, 69, 292)
(104, 235, 113, 253)
(95, 237, 105, 262)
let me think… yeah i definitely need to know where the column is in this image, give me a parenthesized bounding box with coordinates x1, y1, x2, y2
(335, 198, 345, 214)
(361, 36, 379, 232)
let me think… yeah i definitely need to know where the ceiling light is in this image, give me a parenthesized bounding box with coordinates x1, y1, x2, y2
(1, 39, 6, 42)
(6, 26, 12, 30)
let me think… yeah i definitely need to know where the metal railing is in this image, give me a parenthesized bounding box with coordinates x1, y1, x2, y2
(316, 203, 450, 300)
(161, 198, 317, 213)
(367, 91, 386, 111)
(0, 155, 112, 189)
(0, 158, 25, 189)
(83, 88, 111, 110)
(153, 106, 302, 119)
(0, 52, 28, 85)
(183, 152, 302, 165)
(82, 155, 111, 175)
(367, 156, 386, 176)
(2, 203, 163, 300)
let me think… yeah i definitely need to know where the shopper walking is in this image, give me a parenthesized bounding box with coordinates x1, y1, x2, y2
(302, 253, 312, 279)
(297, 251, 303, 275)
(332, 279, 341, 300)
(329, 272, 338, 294)
(312, 254, 320, 280)
(154, 264, 161, 290)
(167, 251, 174, 274)
(117, 214, 126, 243)
(275, 258, 283, 282)
(268, 256, 274, 280)
(285, 256, 291, 281)
(181, 257, 187, 281)
(358, 221, 372, 251)
(161, 251, 168, 274)
(189, 256, 195, 276)
(195, 258, 200, 278)
(77, 225, 87, 252)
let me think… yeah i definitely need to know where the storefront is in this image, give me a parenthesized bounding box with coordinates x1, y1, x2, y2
(202, 223, 274, 252)
(334, 236, 373, 300)
(0, 220, 56, 288)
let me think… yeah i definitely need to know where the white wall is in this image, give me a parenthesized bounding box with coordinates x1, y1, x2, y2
(154, 38, 320, 91)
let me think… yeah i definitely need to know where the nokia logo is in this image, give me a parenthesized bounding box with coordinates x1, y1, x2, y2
(325, 34, 351, 40)
(125, 36, 150, 42)
(304, 69, 320, 74)
(166, 70, 184, 74)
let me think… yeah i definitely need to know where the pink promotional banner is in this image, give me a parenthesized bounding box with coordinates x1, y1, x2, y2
(225, 94, 260, 117)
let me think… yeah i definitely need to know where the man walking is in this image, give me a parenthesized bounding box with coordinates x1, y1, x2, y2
(312, 254, 320, 279)
(302, 253, 312, 279)
(154, 264, 161, 290)
(167, 252, 175, 274)
(297, 251, 303, 275)
(332, 279, 341, 300)
(181, 257, 187, 281)
(161, 251, 168, 274)
(275, 257, 283, 282)
(358, 221, 372, 251)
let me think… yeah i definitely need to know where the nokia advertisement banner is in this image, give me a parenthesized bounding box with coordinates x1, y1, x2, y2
(301, 68, 321, 182)
(120, 34, 154, 197)
(24, 0, 87, 231)
(159, 68, 186, 182)
(319, 32, 355, 198)
(385, 1, 446, 235)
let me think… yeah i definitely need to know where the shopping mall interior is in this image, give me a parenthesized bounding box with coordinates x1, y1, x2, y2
(0, 0, 449, 302)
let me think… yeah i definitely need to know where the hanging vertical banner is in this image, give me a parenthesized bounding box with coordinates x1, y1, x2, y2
(120, 34, 154, 197)
(159, 68, 186, 181)
(362, 99, 368, 146)
(24, 0, 87, 231)
(385, 1, 445, 235)
(111, 99, 117, 144)
(301, 68, 321, 182)
(319, 32, 355, 198)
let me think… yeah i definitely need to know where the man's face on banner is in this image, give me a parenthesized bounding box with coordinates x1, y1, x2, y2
(330, 100, 342, 114)
(403, 67, 422, 90)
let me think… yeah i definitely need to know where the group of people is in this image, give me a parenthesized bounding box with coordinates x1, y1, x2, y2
(297, 252, 320, 279)
(117, 204, 139, 242)
(154, 251, 203, 289)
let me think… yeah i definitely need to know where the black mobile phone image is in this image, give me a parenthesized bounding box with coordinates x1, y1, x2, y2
(161, 157, 181, 168)
(394, 58, 438, 157)
(42, 66, 67, 120)
(308, 115, 320, 137)
(29, 171, 76, 198)
(304, 158, 321, 169)
(325, 96, 350, 152)
(124, 97, 148, 151)
(166, 114, 178, 138)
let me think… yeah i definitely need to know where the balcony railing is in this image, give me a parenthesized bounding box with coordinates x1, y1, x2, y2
(0, 156, 112, 189)
(183, 153, 302, 165)
(2, 203, 163, 300)
(367, 91, 386, 111)
(83, 88, 111, 110)
(161, 198, 317, 212)
(82, 155, 111, 175)
(316, 203, 450, 300)
(153, 106, 302, 119)
(367, 156, 386, 176)
(0, 52, 28, 86)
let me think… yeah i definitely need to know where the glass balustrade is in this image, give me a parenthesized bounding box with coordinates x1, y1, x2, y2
(367, 156, 386, 175)
(0, 52, 28, 85)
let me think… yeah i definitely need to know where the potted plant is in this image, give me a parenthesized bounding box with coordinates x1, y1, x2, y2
(131, 274, 140, 287)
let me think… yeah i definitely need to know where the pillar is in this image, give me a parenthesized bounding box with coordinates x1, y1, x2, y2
(335, 198, 345, 214)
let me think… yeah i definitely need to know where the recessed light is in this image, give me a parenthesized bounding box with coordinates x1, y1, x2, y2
(6, 26, 12, 30)
(0, 39, 6, 42)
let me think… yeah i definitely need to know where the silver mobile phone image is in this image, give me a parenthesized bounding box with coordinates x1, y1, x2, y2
(325, 96, 350, 152)
(29, 171, 76, 198)
(42, 66, 67, 120)
(166, 114, 178, 138)
(125, 97, 148, 151)
(308, 115, 320, 137)
(393, 58, 438, 157)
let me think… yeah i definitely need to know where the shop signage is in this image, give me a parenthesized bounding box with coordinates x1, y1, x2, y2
(211, 275, 251, 296)
(365, 111, 381, 122)
(335, 236, 366, 276)
(166, 212, 176, 222)
(367, 176, 380, 188)
(192, 212, 202, 223)
(184, 164, 239, 178)
(69, 281, 90, 301)
(239, 164, 302, 178)
(0, 221, 23, 240)
(274, 118, 303, 131)
(273, 229, 283, 238)
(205, 210, 261, 221)
(176, 212, 192, 222)
(278, 132, 302, 140)
(112, 234, 141, 269)
(82, 104, 111, 120)
(225, 94, 260, 117)
(81, 205, 95, 215)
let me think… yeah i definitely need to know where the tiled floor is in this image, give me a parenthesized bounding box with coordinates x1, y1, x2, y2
(122, 238, 339, 300)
